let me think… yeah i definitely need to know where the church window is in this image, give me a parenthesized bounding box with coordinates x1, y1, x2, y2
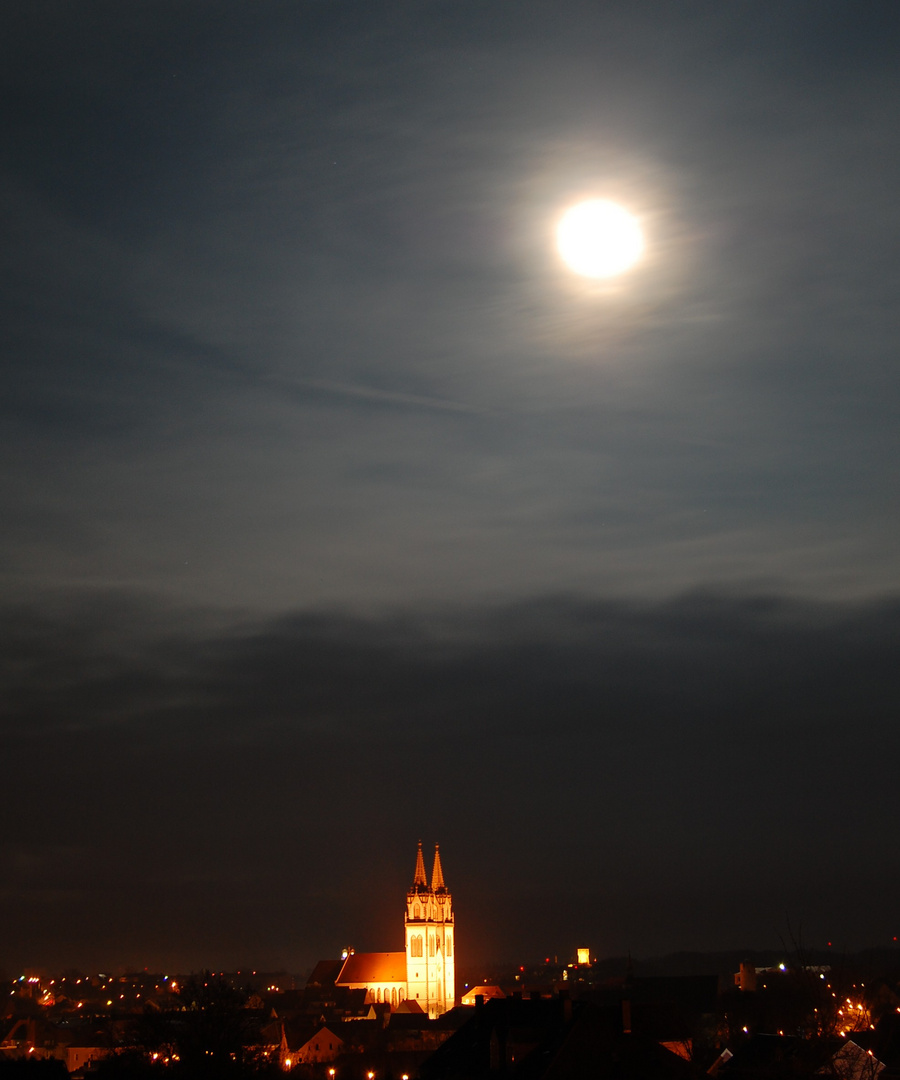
(414, 903, 420, 918)
(429, 935, 435, 956)
(377, 988, 382, 1002)
(447, 935, 452, 957)
(392, 988, 397, 1007)
(399, 989, 405, 1003)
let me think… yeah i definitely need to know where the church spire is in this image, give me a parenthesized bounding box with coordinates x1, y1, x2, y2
(431, 843, 446, 892)
(413, 839, 427, 889)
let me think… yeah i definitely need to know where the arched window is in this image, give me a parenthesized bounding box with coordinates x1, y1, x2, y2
(377, 987, 382, 1002)
(447, 935, 452, 957)
(414, 903, 420, 918)
(429, 935, 435, 957)
(399, 988, 405, 1003)
(391, 987, 398, 1007)
(413, 934, 423, 957)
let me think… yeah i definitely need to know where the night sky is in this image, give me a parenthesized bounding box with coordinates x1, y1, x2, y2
(3, 2, 900, 976)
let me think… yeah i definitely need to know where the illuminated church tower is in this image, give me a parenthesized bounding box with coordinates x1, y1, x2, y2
(405, 841, 455, 1018)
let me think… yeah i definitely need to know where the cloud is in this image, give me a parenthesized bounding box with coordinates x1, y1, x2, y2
(6, 588, 899, 742)
(3, 2, 900, 969)
(3, 586, 899, 967)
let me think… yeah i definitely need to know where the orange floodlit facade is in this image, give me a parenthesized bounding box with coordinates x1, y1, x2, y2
(405, 841, 454, 1018)
(336, 841, 455, 1018)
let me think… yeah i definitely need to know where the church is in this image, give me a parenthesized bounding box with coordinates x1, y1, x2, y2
(334, 841, 455, 1018)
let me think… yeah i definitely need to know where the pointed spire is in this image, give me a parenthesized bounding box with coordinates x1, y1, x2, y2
(431, 843, 446, 892)
(413, 840, 427, 888)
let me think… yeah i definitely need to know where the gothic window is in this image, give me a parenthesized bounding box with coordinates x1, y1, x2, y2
(447, 935, 452, 957)
(392, 988, 397, 1007)
(377, 988, 382, 1002)
(399, 988, 405, 1002)
(411, 934, 423, 957)
(414, 903, 420, 918)
(429, 935, 435, 956)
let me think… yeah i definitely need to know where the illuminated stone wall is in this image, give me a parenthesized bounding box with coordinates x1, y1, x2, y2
(405, 843, 454, 1018)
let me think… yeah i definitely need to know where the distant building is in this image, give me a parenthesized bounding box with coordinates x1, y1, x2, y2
(293, 1025, 346, 1065)
(461, 985, 505, 1006)
(334, 841, 455, 1019)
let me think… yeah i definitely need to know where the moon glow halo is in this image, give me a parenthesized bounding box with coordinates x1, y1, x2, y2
(556, 199, 644, 278)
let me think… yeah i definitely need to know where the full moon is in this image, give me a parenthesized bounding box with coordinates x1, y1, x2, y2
(556, 199, 644, 278)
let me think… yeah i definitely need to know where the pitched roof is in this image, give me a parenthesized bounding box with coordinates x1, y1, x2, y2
(336, 952, 408, 985)
(296, 1025, 345, 1053)
(306, 960, 342, 988)
(394, 998, 425, 1014)
(461, 985, 505, 1005)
